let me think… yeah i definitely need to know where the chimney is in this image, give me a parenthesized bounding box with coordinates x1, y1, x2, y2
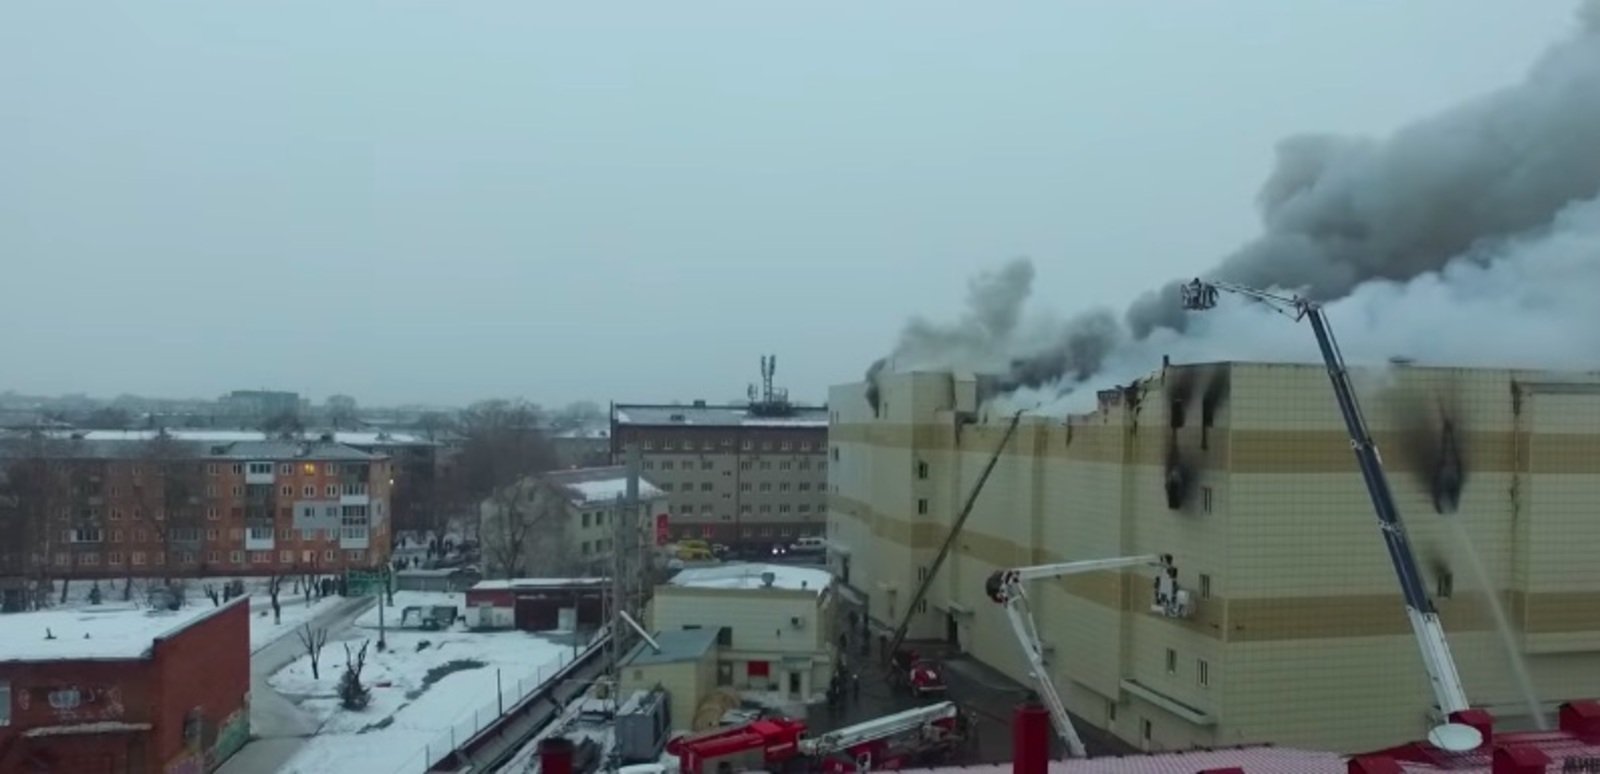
(1491, 744, 1550, 774)
(539, 737, 575, 774)
(1559, 700, 1600, 741)
(1013, 695, 1050, 774)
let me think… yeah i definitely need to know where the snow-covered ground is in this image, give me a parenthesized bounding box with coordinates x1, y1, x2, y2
(270, 616, 587, 774)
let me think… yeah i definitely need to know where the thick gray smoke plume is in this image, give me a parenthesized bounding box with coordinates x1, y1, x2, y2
(869, 2, 1600, 409)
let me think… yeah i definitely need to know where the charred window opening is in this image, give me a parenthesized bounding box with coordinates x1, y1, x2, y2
(1170, 400, 1186, 429)
(1436, 571, 1454, 600)
(1164, 446, 1192, 511)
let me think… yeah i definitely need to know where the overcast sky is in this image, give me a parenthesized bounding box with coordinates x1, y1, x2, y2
(0, 2, 1577, 408)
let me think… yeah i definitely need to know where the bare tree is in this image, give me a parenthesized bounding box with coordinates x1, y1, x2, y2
(454, 400, 557, 577)
(298, 624, 330, 680)
(139, 432, 204, 582)
(0, 432, 70, 609)
(339, 639, 372, 710)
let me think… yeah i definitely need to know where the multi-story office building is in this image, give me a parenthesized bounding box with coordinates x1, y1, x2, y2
(611, 401, 829, 548)
(828, 362, 1600, 754)
(0, 430, 392, 587)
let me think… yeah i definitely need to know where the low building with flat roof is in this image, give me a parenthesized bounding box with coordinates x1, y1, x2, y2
(0, 596, 251, 772)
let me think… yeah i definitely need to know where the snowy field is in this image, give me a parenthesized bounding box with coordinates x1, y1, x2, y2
(270, 598, 589, 774)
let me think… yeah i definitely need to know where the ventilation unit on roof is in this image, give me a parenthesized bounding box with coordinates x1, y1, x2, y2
(669, 414, 686, 423)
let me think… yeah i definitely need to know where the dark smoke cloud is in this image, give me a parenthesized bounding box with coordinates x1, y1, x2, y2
(869, 5, 1600, 404)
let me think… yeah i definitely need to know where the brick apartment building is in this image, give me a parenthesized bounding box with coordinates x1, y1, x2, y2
(610, 401, 828, 549)
(0, 430, 392, 590)
(0, 596, 251, 772)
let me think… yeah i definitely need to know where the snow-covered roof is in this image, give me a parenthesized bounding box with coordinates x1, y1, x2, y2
(470, 577, 609, 591)
(0, 598, 244, 663)
(668, 563, 832, 595)
(902, 746, 1345, 773)
(58, 429, 435, 446)
(542, 466, 664, 505)
(554, 426, 610, 439)
(612, 404, 829, 429)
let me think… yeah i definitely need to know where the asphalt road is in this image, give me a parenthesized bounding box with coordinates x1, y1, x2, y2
(216, 595, 375, 774)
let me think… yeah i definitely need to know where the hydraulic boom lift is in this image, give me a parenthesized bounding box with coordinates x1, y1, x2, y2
(885, 410, 1025, 661)
(1179, 278, 1482, 752)
(985, 555, 1182, 758)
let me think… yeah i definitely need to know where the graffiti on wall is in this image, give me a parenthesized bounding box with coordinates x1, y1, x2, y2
(208, 705, 251, 767)
(21, 682, 126, 723)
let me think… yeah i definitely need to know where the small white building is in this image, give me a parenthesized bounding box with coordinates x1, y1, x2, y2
(479, 465, 666, 577)
(649, 563, 836, 701)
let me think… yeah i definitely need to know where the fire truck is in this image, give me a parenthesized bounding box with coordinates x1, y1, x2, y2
(667, 702, 968, 773)
(888, 649, 948, 698)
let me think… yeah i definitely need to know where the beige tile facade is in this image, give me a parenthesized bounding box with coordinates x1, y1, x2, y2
(826, 363, 1600, 754)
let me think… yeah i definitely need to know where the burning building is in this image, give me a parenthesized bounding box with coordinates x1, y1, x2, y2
(826, 361, 1600, 754)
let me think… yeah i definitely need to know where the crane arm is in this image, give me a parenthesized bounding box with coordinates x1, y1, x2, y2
(1180, 279, 1474, 728)
(886, 410, 1024, 659)
(797, 701, 958, 756)
(985, 554, 1176, 759)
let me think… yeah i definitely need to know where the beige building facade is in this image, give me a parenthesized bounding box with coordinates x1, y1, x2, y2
(479, 465, 665, 577)
(826, 362, 1600, 755)
(649, 563, 837, 701)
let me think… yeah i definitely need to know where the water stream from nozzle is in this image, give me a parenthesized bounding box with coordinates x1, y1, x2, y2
(1444, 517, 1547, 730)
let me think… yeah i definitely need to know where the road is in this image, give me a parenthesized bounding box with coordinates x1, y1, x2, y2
(217, 596, 375, 774)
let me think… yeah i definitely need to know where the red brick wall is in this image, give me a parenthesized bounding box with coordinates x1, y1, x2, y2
(151, 596, 251, 771)
(0, 658, 156, 749)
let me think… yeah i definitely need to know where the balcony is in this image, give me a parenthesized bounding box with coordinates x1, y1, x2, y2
(245, 527, 275, 551)
(339, 527, 370, 550)
(244, 463, 275, 485)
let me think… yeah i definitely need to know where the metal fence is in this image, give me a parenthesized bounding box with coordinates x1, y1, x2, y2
(392, 631, 609, 774)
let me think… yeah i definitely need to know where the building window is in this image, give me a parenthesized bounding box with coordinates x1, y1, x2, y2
(1198, 658, 1210, 687)
(642, 460, 654, 470)
(1142, 718, 1152, 743)
(660, 483, 673, 492)
(660, 461, 674, 471)
(135, 529, 147, 542)
(230, 550, 244, 564)
(595, 512, 606, 526)
(303, 486, 314, 497)
(740, 483, 751, 492)
(798, 482, 811, 492)
(779, 461, 791, 471)
(740, 505, 752, 514)
(207, 464, 218, 476)
(1437, 571, 1454, 600)
(279, 463, 292, 475)
(740, 461, 752, 471)
(207, 508, 218, 520)
(917, 461, 929, 479)
(69, 528, 103, 544)
(206, 484, 217, 496)
(581, 541, 591, 555)
(112, 529, 123, 542)
(759, 504, 772, 514)
(831, 447, 839, 461)
(1165, 648, 1177, 674)
(132, 507, 143, 520)
(701, 460, 713, 470)
(582, 513, 591, 528)
(232, 485, 242, 497)
(132, 551, 146, 566)
(798, 504, 811, 513)
(917, 499, 928, 515)
(1202, 486, 1214, 513)
(779, 504, 790, 514)
(324, 549, 336, 561)
(678, 505, 692, 514)
(326, 485, 338, 497)
(280, 550, 293, 563)
(347, 550, 365, 562)
(281, 485, 292, 497)
(759, 461, 772, 471)
(1199, 574, 1212, 599)
(206, 528, 218, 541)
(207, 550, 221, 564)
(700, 483, 713, 492)
(759, 483, 772, 492)
(107, 552, 123, 566)
(109, 508, 122, 521)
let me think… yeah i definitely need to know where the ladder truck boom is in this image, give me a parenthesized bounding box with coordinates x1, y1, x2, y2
(1180, 278, 1480, 752)
(886, 410, 1024, 660)
(798, 701, 958, 757)
(986, 554, 1179, 759)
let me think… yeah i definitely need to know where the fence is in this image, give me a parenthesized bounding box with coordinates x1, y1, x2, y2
(392, 630, 610, 774)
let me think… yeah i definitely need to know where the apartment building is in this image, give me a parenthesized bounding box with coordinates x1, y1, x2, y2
(0, 430, 393, 586)
(828, 362, 1600, 755)
(611, 401, 829, 548)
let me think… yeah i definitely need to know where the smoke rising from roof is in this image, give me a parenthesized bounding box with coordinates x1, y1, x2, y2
(869, 2, 1600, 410)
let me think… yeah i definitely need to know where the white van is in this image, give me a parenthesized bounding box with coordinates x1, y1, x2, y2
(789, 536, 826, 555)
